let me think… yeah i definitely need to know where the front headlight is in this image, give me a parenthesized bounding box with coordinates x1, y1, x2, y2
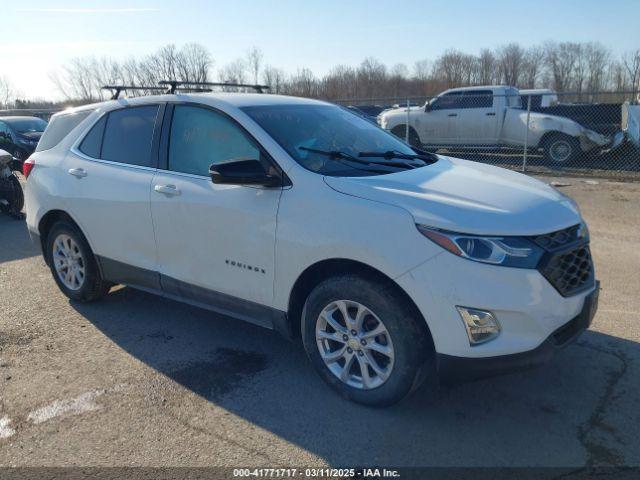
(417, 225, 544, 268)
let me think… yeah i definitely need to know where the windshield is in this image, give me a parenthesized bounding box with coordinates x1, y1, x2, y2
(8, 118, 48, 134)
(242, 104, 421, 176)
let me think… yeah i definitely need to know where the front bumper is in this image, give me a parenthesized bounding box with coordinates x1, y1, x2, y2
(437, 282, 599, 383)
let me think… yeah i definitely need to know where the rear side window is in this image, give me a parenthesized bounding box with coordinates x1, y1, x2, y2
(100, 106, 159, 167)
(460, 90, 493, 109)
(79, 116, 106, 158)
(35, 110, 92, 152)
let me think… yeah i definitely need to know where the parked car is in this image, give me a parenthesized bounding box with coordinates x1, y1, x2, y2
(520, 88, 559, 108)
(25, 93, 598, 406)
(379, 86, 610, 164)
(0, 116, 48, 161)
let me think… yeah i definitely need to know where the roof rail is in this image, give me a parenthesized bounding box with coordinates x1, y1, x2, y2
(101, 85, 213, 100)
(158, 80, 270, 94)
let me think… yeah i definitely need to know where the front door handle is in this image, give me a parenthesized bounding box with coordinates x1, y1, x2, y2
(154, 184, 181, 196)
(68, 168, 87, 178)
(447, 113, 458, 117)
(485, 112, 496, 116)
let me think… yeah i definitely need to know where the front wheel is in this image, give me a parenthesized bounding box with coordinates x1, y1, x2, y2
(542, 134, 580, 165)
(302, 275, 433, 406)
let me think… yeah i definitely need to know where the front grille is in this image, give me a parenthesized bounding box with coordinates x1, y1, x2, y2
(533, 224, 582, 250)
(540, 245, 594, 297)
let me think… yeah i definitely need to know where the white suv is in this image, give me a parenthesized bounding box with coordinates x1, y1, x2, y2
(25, 92, 599, 406)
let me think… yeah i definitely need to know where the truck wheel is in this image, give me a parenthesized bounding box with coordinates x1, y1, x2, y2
(543, 134, 580, 165)
(391, 125, 421, 148)
(46, 221, 111, 302)
(301, 274, 433, 407)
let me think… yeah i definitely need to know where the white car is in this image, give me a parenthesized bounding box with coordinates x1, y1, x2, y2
(379, 86, 609, 164)
(24, 92, 599, 406)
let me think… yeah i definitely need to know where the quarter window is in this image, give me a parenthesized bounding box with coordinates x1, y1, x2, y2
(36, 110, 91, 152)
(168, 105, 260, 176)
(78, 116, 106, 158)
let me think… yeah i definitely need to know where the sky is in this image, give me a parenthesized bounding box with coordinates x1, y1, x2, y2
(1, 0, 639, 100)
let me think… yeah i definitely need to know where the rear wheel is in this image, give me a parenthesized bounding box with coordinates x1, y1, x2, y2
(302, 274, 433, 406)
(542, 133, 580, 165)
(45, 221, 111, 302)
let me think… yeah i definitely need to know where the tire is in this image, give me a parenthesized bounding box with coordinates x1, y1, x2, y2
(542, 133, 580, 165)
(0, 173, 23, 216)
(391, 125, 421, 148)
(301, 274, 433, 406)
(45, 220, 111, 302)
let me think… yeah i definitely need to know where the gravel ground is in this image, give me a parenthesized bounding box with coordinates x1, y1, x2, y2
(0, 176, 639, 468)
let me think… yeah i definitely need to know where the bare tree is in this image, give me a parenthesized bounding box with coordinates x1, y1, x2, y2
(219, 59, 248, 86)
(262, 65, 287, 94)
(544, 41, 580, 92)
(0, 76, 14, 109)
(584, 43, 611, 92)
(521, 47, 544, 88)
(246, 46, 264, 85)
(433, 49, 475, 88)
(177, 43, 212, 84)
(413, 59, 431, 82)
(497, 43, 526, 86)
(622, 49, 640, 93)
(474, 49, 497, 85)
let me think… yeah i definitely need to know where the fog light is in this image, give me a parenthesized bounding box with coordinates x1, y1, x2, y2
(456, 307, 501, 345)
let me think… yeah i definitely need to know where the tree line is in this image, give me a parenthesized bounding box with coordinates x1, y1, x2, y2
(2, 41, 640, 109)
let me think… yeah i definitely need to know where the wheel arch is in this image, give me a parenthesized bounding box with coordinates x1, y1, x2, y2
(286, 258, 433, 344)
(390, 124, 421, 145)
(37, 210, 95, 267)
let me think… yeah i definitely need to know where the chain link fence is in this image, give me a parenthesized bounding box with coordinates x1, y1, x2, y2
(336, 89, 640, 179)
(2, 90, 640, 179)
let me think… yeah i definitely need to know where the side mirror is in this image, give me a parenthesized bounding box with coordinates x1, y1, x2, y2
(424, 102, 432, 112)
(209, 158, 281, 187)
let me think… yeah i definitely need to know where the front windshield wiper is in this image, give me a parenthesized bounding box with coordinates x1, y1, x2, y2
(299, 146, 417, 170)
(358, 150, 437, 165)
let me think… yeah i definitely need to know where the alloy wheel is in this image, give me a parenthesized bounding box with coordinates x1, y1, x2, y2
(52, 234, 86, 291)
(316, 300, 395, 390)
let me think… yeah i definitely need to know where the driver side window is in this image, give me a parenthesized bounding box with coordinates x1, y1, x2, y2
(168, 105, 260, 176)
(431, 92, 463, 110)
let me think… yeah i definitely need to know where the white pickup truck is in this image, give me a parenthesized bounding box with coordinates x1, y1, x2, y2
(378, 86, 610, 164)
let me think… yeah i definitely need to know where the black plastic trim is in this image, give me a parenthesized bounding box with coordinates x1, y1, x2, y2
(96, 255, 161, 291)
(95, 255, 287, 334)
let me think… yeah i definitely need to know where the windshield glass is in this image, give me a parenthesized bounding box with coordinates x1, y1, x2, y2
(242, 104, 421, 176)
(8, 118, 48, 133)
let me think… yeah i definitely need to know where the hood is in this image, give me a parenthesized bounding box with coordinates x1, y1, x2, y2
(381, 106, 423, 118)
(324, 156, 582, 236)
(18, 131, 43, 141)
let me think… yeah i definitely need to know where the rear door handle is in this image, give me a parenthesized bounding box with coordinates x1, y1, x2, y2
(485, 112, 496, 116)
(154, 184, 181, 196)
(68, 168, 87, 178)
(447, 113, 458, 117)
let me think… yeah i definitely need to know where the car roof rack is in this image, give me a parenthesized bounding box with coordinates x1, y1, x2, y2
(158, 80, 270, 94)
(101, 85, 212, 100)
